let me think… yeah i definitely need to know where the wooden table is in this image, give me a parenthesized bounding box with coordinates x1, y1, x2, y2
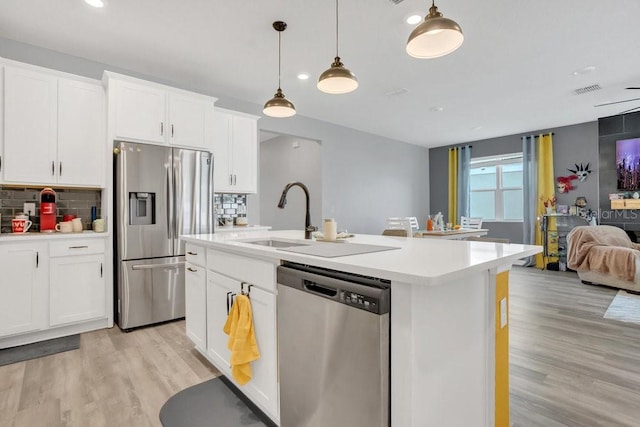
(415, 228, 489, 240)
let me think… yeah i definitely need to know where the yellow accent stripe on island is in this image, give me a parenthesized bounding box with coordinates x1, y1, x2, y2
(495, 271, 509, 427)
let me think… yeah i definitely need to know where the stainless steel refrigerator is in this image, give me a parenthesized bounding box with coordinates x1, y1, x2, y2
(114, 141, 214, 330)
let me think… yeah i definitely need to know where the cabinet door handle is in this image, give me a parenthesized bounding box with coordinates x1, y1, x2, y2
(233, 174, 236, 185)
(171, 124, 174, 138)
(160, 122, 164, 136)
(36, 251, 39, 268)
(187, 251, 198, 256)
(226, 291, 237, 315)
(0, 155, 2, 172)
(59, 162, 62, 176)
(229, 174, 232, 185)
(187, 267, 197, 272)
(69, 245, 89, 249)
(100, 263, 103, 278)
(52, 161, 55, 176)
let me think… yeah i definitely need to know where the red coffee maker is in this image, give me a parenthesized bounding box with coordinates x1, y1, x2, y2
(40, 188, 57, 233)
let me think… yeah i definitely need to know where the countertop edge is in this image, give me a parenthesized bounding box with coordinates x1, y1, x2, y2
(180, 232, 542, 286)
(0, 231, 109, 242)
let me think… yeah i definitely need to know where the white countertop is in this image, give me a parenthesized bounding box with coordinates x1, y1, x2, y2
(0, 230, 108, 242)
(181, 230, 542, 286)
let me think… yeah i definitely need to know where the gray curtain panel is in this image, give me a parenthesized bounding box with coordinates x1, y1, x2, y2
(522, 135, 537, 267)
(456, 146, 472, 219)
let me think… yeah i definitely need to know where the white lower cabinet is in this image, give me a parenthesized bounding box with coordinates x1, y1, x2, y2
(183, 244, 279, 423)
(49, 254, 105, 326)
(0, 237, 108, 348)
(0, 243, 47, 337)
(185, 261, 207, 350)
(205, 270, 278, 421)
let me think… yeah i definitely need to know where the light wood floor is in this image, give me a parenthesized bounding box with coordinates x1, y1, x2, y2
(510, 267, 640, 427)
(0, 321, 218, 427)
(1, 268, 639, 426)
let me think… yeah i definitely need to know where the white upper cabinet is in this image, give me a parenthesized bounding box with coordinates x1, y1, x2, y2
(113, 79, 166, 144)
(3, 66, 58, 184)
(168, 92, 214, 150)
(106, 72, 216, 150)
(213, 108, 258, 194)
(3, 63, 105, 187)
(57, 79, 105, 186)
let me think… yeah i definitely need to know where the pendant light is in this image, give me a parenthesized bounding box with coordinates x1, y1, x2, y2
(317, 0, 358, 94)
(406, 0, 464, 59)
(264, 21, 296, 118)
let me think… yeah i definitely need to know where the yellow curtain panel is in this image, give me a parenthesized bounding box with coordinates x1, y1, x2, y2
(448, 148, 458, 225)
(535, 133, 556, 268)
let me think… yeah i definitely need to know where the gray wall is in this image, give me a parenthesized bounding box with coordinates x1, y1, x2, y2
(429, 121, 599, 243)
(259, 135, 322, 231)
(0, 37, 431, 235)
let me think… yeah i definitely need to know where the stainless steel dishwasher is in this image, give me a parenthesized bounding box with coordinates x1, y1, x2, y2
(277, 262, 390, 427)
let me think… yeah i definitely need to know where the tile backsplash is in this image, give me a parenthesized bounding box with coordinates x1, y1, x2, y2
(214, 193, 247, 225)
(0, 186, 102, 233)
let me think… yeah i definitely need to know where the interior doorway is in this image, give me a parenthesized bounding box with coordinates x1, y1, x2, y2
(259, 131, 322, 231)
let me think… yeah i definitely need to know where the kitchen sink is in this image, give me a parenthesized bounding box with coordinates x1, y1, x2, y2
(243, 239, 311, 248)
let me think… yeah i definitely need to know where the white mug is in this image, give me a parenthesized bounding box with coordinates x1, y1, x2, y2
(56, 221, 73, 233)
(72, 217, 83, 232)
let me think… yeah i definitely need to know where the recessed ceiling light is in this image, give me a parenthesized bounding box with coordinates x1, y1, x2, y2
(384, 88, 408, 97)
(297, 73, 310, 80)
(430, 106, 444, 112)
(84, 0, 105, 7)
(406, 14, 422, 25)
(571, 66, 596, 76)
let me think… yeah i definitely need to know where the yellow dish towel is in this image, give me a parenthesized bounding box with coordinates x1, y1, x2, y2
(223, 294, 260, 385)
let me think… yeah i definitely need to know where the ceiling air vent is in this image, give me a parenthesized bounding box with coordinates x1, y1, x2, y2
(574, 84, 601, 95)
(388, 0, 405, 4)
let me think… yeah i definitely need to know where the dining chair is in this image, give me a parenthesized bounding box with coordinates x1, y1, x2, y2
(382, 229, 408, 237)
(460, 216, 483, 229)
(385, 217, 415, 237)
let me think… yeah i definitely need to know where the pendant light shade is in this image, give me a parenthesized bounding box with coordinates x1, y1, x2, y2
(264, 21, 296, 118)
(263, 88, 296, 118)
(317, 0, 358, 94)
(406, 1, 464, 59)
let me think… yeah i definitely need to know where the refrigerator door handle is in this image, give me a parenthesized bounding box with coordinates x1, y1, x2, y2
(132, 262, 185, 270)
(173, 163, 178, 248)
(166, 165, 173, 242)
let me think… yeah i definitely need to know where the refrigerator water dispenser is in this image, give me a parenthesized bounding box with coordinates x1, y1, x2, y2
(129, 192, 156, 225)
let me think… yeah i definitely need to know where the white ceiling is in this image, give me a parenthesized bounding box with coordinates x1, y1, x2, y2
(1, 0, 639, 147)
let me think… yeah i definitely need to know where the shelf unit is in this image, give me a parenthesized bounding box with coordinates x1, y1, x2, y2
(541, 214, 589, 270)
(610, 199, 640, 209)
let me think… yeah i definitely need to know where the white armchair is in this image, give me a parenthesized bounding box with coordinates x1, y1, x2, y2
(567, 225, 640, 293)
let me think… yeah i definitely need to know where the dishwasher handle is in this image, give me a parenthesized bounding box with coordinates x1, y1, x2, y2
(303, 280, 338, 298)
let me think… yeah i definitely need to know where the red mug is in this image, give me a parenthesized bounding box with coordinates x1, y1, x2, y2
(12, 218, 33, 233)
(63, 214, 76, 222)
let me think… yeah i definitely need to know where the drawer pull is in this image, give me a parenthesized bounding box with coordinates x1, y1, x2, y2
(187, 267, 197, 272)
(69, 245, 89, 249)
(187, 251, 198, 256)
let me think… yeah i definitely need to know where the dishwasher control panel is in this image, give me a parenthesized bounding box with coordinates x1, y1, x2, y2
(340, 290, 381, 313)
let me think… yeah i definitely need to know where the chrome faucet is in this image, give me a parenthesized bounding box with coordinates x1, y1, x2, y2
(277, 182, 314, 239)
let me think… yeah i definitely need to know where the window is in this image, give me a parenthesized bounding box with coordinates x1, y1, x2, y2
(470, 153, 523, 221)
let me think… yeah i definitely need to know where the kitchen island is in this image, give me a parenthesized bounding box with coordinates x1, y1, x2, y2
(181, 230, 541, 427)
